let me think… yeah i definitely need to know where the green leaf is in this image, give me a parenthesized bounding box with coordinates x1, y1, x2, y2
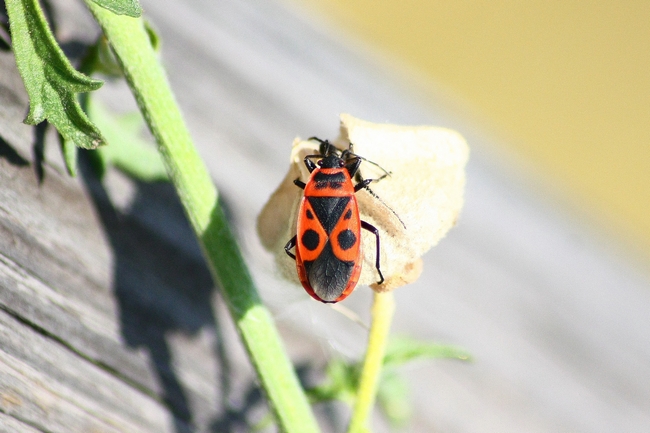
(305, 359, 358, 405)
(6, 0, 106, 149)
(88, 0, 142, 18)
(78, 36, 123, 78)
(144, 20, 161, 52)
(307, 337, 470, 407)
(60, 136, 78, 177)
(383, 337, 472, 368)
(306, 338, 470, 427)
(376, 371, 411, 427)
(87, 99, 169, 182)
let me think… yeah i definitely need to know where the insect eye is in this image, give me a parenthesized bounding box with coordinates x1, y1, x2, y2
(338, 160, 344, 167)
(317, 160, 323, 166)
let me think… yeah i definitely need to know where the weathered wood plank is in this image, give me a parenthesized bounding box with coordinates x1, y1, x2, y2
(0, 9, 261, 428)
(0, 307, 180, 432)
(0, 411, 42, 433)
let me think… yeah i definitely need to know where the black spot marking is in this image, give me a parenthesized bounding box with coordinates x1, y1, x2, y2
(306, 209, 314, 219)
(337, 229, 356, 251)
(301, 229, 320, 251)
(344, 209, 352, 220)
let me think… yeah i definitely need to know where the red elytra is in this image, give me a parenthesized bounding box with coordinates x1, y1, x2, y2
(284, 138, 384, 303)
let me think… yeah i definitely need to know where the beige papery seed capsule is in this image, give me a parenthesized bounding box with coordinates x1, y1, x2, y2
(257, 114, 469, 294)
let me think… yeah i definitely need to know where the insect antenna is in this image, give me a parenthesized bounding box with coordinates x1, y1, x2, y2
(344, 142, 391, 179)
(358, 180, 407, 230)
(307, 136, 339, 157)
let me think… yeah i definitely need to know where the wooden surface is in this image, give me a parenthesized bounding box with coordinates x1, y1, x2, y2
(0, 0, 649, 432)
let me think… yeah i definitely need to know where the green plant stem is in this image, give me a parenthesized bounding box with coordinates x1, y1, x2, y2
(348, 291, 396, 433)
(83, 5, 319, 432)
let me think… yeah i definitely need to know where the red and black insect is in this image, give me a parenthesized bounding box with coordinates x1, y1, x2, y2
(284, 137, 385, 303)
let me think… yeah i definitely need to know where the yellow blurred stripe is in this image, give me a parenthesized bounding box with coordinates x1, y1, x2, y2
(297, 0, 650, 260)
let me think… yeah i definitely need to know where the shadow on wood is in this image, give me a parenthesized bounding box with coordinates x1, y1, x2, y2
(79, 154, 270, 432)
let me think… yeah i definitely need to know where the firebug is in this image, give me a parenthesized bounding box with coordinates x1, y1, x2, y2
(284, 137, 386, 303)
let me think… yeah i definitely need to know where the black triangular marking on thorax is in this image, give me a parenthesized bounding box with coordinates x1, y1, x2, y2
(307, 196, 350, 233)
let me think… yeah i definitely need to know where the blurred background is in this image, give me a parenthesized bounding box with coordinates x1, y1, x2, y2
(294, 0, 650, 266)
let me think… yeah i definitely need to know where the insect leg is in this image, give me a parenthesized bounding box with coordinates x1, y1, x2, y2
(361, 221, 384, 285)
(354, 178, 373, 192)
(284, 235, 297, 260)
(307, 136, 328, 145)
(294, 179, 306, 189)
(302, 156, 318, 172)
(345, 156, 362, 178)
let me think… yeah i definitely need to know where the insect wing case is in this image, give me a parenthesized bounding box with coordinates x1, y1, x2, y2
(296, 166, 363, 302)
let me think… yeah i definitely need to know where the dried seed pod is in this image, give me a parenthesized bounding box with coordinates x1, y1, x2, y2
(257, 114, 469, 294)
